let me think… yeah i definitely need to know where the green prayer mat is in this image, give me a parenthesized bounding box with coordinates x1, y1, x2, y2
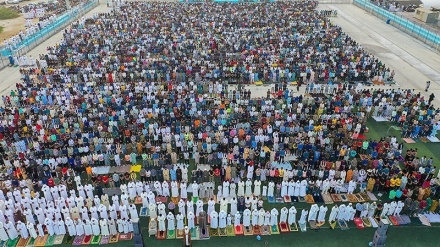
(226, 226, 235, 236)
(63, 236, 74, 245)
(91, 236, 101, 245)
(166, 230, 176, 239)
(52, 235, 64, 245)
(44, 236, 55, 247)
(6, 238, 19, 247)
(25, 238, 35, 247)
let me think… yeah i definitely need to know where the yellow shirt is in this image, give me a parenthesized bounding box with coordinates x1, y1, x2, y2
(279, 169, 284, 177)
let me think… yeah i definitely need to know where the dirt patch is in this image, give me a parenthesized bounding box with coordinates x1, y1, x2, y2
(0, 14, 31, 41)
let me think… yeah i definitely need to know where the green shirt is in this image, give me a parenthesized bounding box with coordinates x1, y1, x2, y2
(389, 190, 396, 200)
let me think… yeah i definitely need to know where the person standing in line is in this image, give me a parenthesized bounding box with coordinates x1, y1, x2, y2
(425, 81, 430, 92)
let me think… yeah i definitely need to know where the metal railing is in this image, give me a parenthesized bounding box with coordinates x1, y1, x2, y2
(354, 0, 440, 52)
(0, 0, 99, 70)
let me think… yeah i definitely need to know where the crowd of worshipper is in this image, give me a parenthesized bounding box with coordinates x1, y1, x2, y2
(0, 177, 138, 242)
(2, 0, 93, 53)
(0, 0, 440, 241)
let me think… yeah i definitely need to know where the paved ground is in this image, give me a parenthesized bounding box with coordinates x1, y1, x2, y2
(0, 2, 439, 105)
(320, 3, 440, 105)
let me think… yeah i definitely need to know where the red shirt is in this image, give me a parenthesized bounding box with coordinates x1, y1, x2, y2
(274, 170, 279, 177)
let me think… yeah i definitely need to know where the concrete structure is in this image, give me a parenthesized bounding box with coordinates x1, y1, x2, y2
(414, 7, 439, 23)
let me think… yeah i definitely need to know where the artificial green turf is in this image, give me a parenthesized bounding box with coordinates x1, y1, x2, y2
(365, 118, 440, 167)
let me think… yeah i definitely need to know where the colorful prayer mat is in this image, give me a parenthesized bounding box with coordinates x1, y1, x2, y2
(16, 238, 28, 247)
(218, 228, 227, 237)
(359, 192, 370, 201)
(331, 194, 342, 202)
(0, 240, 7, 247)
(261, 225, 271, 235)
(347, 194, 358, 203)
(366, 192, 378, 201)
(119, 233, 132, 241)
(289, 222, 299, 232)
(90, 236, 101, 245)
(362, 217, 372, 227)
(279, 222, 289, 233)
(355, 194, 365, 202)
(309, 220, 319, 230)
(305, 195, 315, 204)
(267, 196, 275, 203)
(252, 225, 262, 235)
(44, 235, 55, 246)
(388, 216, 399, 226)
(419, 137, 430, 143)
(395, 215, 405, 225)
(316, 221, 325, 227)
(226, 226, 235, 236)
(64, 235, 74, 245)
(176, 229, 184, 239)
(338, 220, 349, 230)
(322, 193, 334, 204)
(167, 230, 176, 239)
(270, 225, 280, 234)
(34, 235, 48, 247)
(402, 138, 416, 144)
(52, 235, 64, 245)
(354, 218, 365, 229)
(72, 235, 83, 246)
(234, 225, 243, 235)
(109, 234, 118, 244)
(6, 238, 19, 247)
(243, 226, 253, 236)
(81, 235, 92, 245)
(329, 221, 337, 230)
(99, 236, 109, 245)
(140, 207, 148, 217)
(380, 217, 390, 225)
(400, 215, 412, 224)
(190, 228, 197, 239)
(155, 196, 168, 203)
(340, 194, 348, 202)
(284, 196, 291, 203)
(135, 196, 142, 204)
(25, 238, 35, 247)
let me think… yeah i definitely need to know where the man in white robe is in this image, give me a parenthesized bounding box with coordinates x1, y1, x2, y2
(187, 212, 195, 229)
(108, 219, 117, 235)
(251, 209, 259, 226)
(100, 219, 110, 236)
(157, 214, 166, 232)
(84, 219, 93, 236)
(242, 209, 251, 228)
(196, 200, 204, 217)
(329, 205, 339, 222)
(219, 198, 228, 213)
(270, 208, 279, 226)
(167, 212, 175, 231)
(288, 206, 297, 225)
(178, 199, 186, 217)
(280, 207, 288, 223)
(0, 222, 9, 241)
(75, 220, 84, 236)
(129, 204, 139, 220)
(234, 212, 241, 226)
(210, 211, 218, 229)
(17, 221, 29, 239)
(91, 218, 100, 236)
(317, 205, 328, 222)
(308, 204, 319, 221)
(176, 213, 184, 230)
(65, 218, 76, 236)
(4, 220, 18, 239)
(27, 222, 38, 239)
(57, 219, 67, 235)
(44, 218, 55, 236)
(219, 211, 227, 229)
